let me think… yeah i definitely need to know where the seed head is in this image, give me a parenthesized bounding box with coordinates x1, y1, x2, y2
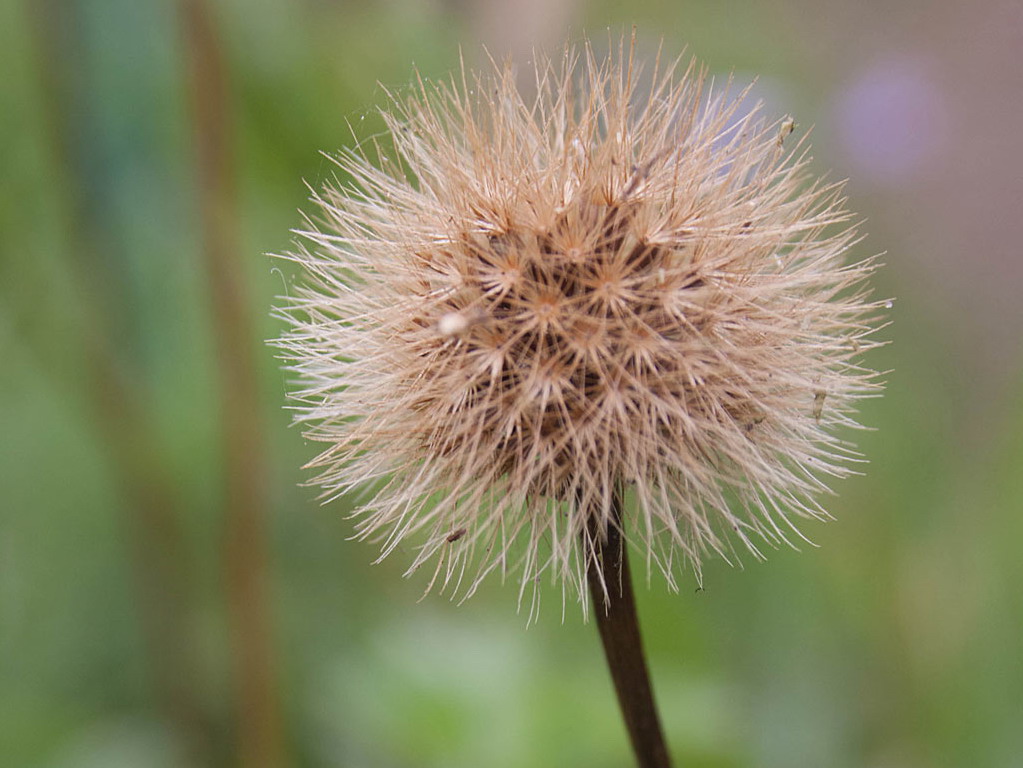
(276, 41, 884, 612)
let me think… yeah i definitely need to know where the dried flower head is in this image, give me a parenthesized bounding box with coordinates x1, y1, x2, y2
(276, 40, 883, 612)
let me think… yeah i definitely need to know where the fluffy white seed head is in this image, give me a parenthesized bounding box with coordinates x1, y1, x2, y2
(275, 41, 885, 615)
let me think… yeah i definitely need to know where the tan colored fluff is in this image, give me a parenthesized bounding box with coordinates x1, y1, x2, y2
(276, 40, 884, 615)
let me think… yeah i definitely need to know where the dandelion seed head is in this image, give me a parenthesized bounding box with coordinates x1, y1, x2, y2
(275, 40, 885, 612)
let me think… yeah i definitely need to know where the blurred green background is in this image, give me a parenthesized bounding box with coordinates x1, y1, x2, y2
(2, 0, 1021, 766)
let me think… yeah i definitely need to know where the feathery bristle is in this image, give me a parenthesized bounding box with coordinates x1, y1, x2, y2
(275, 40, 885, 614)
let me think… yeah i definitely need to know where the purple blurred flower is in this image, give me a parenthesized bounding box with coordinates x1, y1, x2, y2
(833, 55, 948, 186)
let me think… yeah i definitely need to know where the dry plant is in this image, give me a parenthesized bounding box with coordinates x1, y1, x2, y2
(275, 34, 884, 767)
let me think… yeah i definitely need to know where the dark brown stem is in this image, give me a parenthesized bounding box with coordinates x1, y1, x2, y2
(586, 489, 673, 768)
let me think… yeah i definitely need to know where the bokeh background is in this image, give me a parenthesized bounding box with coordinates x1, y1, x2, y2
(2, 0, 1022, 766)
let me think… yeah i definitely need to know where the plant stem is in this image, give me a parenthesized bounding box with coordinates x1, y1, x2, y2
(179, 2, 288, 766)
(586, 489, 673, 768)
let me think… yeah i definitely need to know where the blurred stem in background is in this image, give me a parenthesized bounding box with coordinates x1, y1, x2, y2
(178, 1, 289, 766)
(25, 0, 214, 762)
